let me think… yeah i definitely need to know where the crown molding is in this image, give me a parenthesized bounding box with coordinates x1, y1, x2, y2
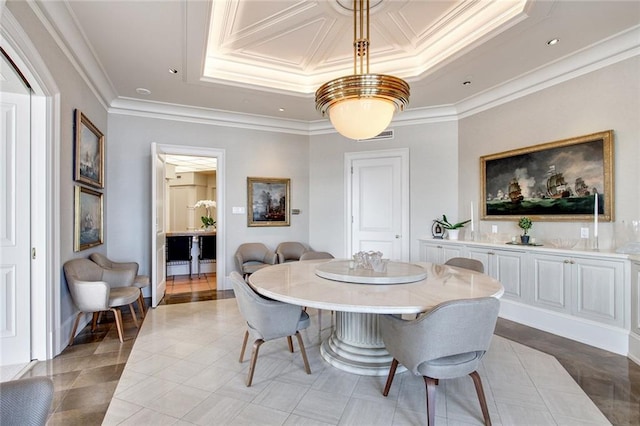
(109, 97, 311, 136)
(28, 0, 115, 111)
(456, 25, 640, 118)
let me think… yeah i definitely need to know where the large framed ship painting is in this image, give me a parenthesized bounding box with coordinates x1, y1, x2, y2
(480, 130, 614, 221)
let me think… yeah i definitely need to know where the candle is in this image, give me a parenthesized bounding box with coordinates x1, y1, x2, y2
(594, 193, 598, 238)
(470, 202, 474, 232)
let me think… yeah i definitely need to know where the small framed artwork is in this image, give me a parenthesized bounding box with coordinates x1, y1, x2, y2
(74, 109, 104, 188)
(74, 185, 103, 251)
(247, 177, 290, 227)
(480, 130, 614, 221)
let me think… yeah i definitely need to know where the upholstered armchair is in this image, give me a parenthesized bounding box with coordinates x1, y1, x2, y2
(63, 258, 140, 345)
(89, 253, 150, 317)
(234, 243, 277, 279)
(379, 297, 500, 426)
(444, 257, 485, 273)
(0, 376, 54, 426)
(230, 271, 311, 386)
(275, 241, 308, 263)
(299, 251, 334, 261)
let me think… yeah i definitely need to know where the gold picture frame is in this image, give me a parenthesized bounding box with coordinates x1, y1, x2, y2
(480, 130, 614, 221)
(74, 109, 104, 188)
(74, 185, 104, 251)
(247, 177, 290, 227)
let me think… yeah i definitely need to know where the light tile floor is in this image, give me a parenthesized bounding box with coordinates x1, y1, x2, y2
(103, 299, 611, 425)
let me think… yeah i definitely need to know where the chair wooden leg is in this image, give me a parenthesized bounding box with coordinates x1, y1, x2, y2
(424, 376, 438, 426)
(469, 371, 492, 426)
(69, 312, 83, 346)
(128, 304, 139, 328)
(287, 335, 294, 353)
(111, 308, 125, 343)
(295, 331, 311, 374)
(239, 330, 249, 362)
(137, 291, 146, 318)
(246, 339, 264, 387)
(383, 358, 399, 396)
(91, 312, 99, 332)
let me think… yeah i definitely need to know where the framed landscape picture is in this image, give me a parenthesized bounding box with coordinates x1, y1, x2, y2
(74, 185, 103, 251)
(74, 109, 104, 188)
(247, 177, 290, 227)
(480, 130, 614, 221)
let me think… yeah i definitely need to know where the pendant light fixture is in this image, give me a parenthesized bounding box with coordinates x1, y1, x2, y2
(315, 0, 410, 140)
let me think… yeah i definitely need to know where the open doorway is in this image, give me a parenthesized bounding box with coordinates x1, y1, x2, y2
(163, 154, 219, 302)
(150, 144, 228, 308)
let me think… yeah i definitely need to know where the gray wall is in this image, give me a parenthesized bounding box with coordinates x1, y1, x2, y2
(459, 57, 640, 248)
(106, 114, 310, 279)
(308, 121, 459, 260)
(6, 1, 109, 339)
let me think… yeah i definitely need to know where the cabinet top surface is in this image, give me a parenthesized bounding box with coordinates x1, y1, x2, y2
(418, 237, 635, 261)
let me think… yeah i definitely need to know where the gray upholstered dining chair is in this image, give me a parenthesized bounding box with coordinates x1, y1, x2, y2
(63, 258, 140, 345)
(379, 297, 500, 426)
(89, 253, 150, 318)
(0, 376, 54, 426)
(299, 251, 334, 261)
(229, 271, 311, 386)
(276, 241, 308, 263)
(234, 243, 277, 279)
(444, 257, 485, 273)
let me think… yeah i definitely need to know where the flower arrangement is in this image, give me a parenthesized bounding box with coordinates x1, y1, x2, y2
(194, 199, 216, 228)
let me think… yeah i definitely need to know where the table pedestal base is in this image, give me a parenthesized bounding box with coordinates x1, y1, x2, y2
(320, 312, 405, 376)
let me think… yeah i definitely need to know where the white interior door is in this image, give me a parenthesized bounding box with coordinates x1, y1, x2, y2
(150, 143, 167, 307)
(0, 61, 32, 365)
(347, 150, 409, 261)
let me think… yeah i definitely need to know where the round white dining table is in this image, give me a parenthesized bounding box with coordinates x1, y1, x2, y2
(248, 259, 504, 376)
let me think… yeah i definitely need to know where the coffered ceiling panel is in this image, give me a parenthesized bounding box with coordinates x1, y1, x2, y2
(35, 0, 638, 122)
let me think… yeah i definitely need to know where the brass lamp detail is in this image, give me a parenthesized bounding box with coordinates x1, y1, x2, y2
(315, 0, 410, 140)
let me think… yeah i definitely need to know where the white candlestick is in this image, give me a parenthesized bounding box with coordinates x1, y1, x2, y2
(470, 202, 474, 232)
(594, 193, 598, 238)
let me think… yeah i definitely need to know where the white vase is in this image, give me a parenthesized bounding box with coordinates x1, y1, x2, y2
(447, 229, 460, 240)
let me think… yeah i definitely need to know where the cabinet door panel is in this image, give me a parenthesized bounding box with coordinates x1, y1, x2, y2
(442, 246, 464, 264)
(532, 256, 569, 311)
(574, 260, 622, 325)
(495, 252, 524, 300)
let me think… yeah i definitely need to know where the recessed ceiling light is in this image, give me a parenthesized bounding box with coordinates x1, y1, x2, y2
(136, 87, 151, 95)
(279, 108, 285, 112)
(169, 68, 178, 74)
(462, 80, 472, 86)
(547, 38, 560, 46)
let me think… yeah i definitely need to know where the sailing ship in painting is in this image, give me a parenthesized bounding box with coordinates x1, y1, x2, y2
(486, 164, 601, 216)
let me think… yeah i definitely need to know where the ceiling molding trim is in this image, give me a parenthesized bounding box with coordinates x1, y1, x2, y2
(1, 6, 59, 97)
(457, 25, 640, 119)
(109, 97, 311, 136)
(28, 0, 116, 110)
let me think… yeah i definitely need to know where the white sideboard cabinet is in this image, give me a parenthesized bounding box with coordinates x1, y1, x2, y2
(418, 238, 636, 361)
(630, 259, 640, 364)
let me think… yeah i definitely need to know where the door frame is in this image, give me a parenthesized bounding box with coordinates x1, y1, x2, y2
(345, 148, 410, 261)
(2, 11, 61, 361)
(152, 144, 226, 292)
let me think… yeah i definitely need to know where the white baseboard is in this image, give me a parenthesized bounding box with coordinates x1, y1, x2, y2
(499, 299, 629, 356)
(57, 312, 91, 356)
(628, 332, 640, 365)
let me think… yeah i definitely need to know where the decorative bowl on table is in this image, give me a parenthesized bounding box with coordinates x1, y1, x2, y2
(547, 238, 579, 249)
